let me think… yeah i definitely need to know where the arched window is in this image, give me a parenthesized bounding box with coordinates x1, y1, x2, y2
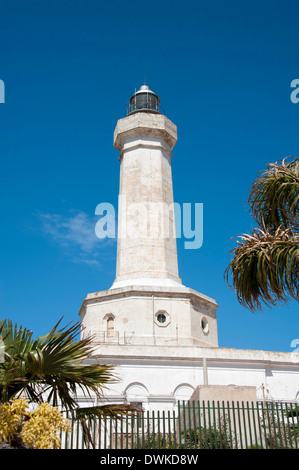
(107, 316, 114, 338)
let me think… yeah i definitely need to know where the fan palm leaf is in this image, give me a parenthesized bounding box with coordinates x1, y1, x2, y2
(225, 226, 299, 311)
(226, 157, 299, 311)
(0, 318, 134, 414)
(248, 157, 299, 233)
(0, 318, 139, 448)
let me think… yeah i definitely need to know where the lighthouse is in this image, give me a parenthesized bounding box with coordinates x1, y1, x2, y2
(112, 84, 181, 289)
(79, 84, 219, 349)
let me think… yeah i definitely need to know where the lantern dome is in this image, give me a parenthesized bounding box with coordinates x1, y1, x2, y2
(128, 85, 161, 115)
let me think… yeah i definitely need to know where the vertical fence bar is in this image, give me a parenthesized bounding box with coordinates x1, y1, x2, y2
(162, 411, 166, 448)
(92, 416, 97, 449)
(81, 420, 85, 449)
(192, 402, 198, 449)
(233, 401, 239, 449)
(265, 401, 274, 449)
(246, 401, 253, 448)
(208, 401, 214, 449)
(211, 401, 217, 449)
(125, 414, 129, 450)
(76, 417, 80, 449)
(250, 401, 258, 448)
(147, 410, 150, 449)
(157, 410, 161, 449)
(259, 401, 267, 448)
(182, 401, 188, 449)
(98, 416, 102, 449)
(288, 403, 298, 449)
(172, 409, 177, 449)
(64, 411, 69, 449)
(236, 401, 243, 449)
(114, 418, 118, 450)
(202, 401, 208, 449)
(257, 401, 263, 449)
(257, 401, 265, 448)
(135, 412, 139, 449)
(225, 402, 232, 448)
(292, 403, 299, 449)
(288, 402, 297, 449)
(119, 414, 123, 449)
(167, 411, 171, 449)
(286, 402, 294, 449)
(141, 410, 145, 449)
(196, 401, 203, 449)
(132, 413, 135, 450)
(274, 402, 286, 448)
(109, 417, 113, 450)
(222, 400, 232, 448)
(242, 401, 248, 449)
(103, 418, 107, 449)
(187, 401, 193, 450)
(217, 401, 223, 449)
(68, 412, 73, 450)
(177, 401, 182, 448)
(279, 402, 287, 449)
(152, 410, 155, 449)
(270, 401, 279, 449)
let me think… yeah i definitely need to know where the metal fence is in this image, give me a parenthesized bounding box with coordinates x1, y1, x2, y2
(60, 401, 299, 450)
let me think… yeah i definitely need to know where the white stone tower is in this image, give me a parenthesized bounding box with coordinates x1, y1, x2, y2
(112, 90, 180, 289)
(79, 85, 219, 349)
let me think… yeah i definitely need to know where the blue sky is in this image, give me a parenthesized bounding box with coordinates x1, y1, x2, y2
(0, 0, 298, 352)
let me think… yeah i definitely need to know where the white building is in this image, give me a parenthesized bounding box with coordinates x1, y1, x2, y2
(79, 85, 299, 411)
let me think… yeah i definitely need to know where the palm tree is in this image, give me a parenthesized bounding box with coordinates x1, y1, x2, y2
(225, 157, 299, 311)
(0, 318, 137, 447)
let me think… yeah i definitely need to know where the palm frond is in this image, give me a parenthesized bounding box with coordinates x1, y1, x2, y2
(0, 319, 118, 410)
(225, 226, 299, 311)
(74, 403, 142, 420)
(249, 157, 299, 233)
(0, 318, 139, 449)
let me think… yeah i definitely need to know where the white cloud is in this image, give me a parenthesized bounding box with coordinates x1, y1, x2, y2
(38, 210, 116, 265)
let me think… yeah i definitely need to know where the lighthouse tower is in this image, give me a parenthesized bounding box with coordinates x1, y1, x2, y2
(112, 85, 181, 289)
(79, 85, 219, 350)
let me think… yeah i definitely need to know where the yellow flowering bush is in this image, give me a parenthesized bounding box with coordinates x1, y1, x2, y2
(0, 398, 28, 443)
(0, 398, 71, 449)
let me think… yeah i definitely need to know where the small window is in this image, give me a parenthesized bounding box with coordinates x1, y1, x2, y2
(157, 313, 166, 324)
(107, 316, 114, 338)
(201, 316, 209, 334)
(154, 310, 170, 327)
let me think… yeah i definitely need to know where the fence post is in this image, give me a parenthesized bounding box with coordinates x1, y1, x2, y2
(172, 409, 177, 449)
(182, 401, 188, 449)
(291, 402, 299, 449)
(191, 401, 198, 449)
(146, 410, 150, 449)
(177, 401, 182, 448)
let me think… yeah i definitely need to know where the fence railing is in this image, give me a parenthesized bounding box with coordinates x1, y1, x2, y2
(60, 401, 299, 450)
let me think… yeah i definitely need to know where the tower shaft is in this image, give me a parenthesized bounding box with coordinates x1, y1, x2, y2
(112, 112, 181, 288)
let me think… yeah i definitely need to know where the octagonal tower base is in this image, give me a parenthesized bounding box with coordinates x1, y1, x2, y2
(79, 284, 218, 349)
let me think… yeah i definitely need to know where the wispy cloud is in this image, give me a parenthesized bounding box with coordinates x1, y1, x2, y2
(38, 210, 115, 265)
